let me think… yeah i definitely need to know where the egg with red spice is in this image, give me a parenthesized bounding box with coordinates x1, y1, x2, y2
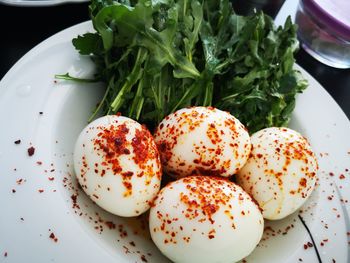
(149, 176, 264, 263)
(153, 107, 251, 178)
(74, 115, 162, 217)
(236, 127, 318, 220)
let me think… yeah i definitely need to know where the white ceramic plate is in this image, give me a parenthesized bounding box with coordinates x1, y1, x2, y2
(0, 0, 87, 7)
(0, 21, 349, 263)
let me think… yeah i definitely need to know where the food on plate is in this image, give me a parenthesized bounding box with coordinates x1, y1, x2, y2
(61, 0, 314, 259)
(149, 176, 264, 263)
(57, 0, 307, 133)
(73, 115, 162, 217)
(153, 106, 251, 178)
(236, 127, 318, 220)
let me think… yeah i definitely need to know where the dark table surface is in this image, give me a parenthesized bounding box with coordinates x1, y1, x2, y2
(0, 2, 349, 120)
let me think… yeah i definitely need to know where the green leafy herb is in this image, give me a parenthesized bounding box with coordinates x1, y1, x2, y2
(57, 0, 307, 133)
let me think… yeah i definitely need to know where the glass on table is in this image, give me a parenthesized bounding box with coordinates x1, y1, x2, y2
(295, 0, 350, 69)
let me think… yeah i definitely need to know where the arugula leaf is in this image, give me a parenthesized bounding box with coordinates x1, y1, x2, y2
(61, 0, 307, 134)
(72, 33, 103, 55)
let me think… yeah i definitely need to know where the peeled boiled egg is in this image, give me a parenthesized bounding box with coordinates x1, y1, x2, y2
(236, 127, 318, 220)
(74, 115, 162, 217)
(149, 176, 264, 263)
(153, 107, 251, 178)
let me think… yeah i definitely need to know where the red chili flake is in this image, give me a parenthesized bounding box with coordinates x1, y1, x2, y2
(121, 171, 134, 177)
(71, 194, 79, 209)
(157, 141, 172, 165)
(129, 241, 135, 247)
(307, 242, 313, 247)
(329, 172, 334, 177)
(16, 179, 24, 185)
(105, 221, 116, 230)
(38, 189, 44, 193)
(48, 177, 54, 181)
(131, 126, 157, 167)
(36, 161, 42, 165)
(299, 178, 307, 187)
(256, 153, 263, 159)
(140, 255, 148, 262)
(27, 146, 35, 156)
(4, 252, 7, 257)
(339, 174, 345, 179)
(178, 176, 234, 225)
(49, 232, 58, 242)
(94, 123, 129, 174)
(14, 139, 21, 144)
(12, 189, 16, 193)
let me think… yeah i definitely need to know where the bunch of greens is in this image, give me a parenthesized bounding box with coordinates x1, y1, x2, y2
(57, 0, 307, 133)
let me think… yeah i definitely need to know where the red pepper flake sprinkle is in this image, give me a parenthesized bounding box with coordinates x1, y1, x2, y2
(131, 126, 158, 168)
(153, 176, 257, 245)
(93, 121, 160, 196)
(14, 139, 21, 144)
(140, 255, 148, 262)
(16, 178, 25, 185)
(299, 178, 307, 187)
(49, 232, 58, 242)
(105, 221, 116, 230)
(12, 189, 16, 193)
(36, 161, 42, 165)
(339, 174, 345, 179)
(38, 189, 44, 193)
(94, 123, 130, 175)
(27, 146, 35, 156)
(4, 252, 7, 257)
(303, 242, 313, 250)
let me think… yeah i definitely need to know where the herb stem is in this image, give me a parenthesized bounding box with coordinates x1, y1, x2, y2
(88, 76, 114, 122)
(110, 47, 148, 112)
